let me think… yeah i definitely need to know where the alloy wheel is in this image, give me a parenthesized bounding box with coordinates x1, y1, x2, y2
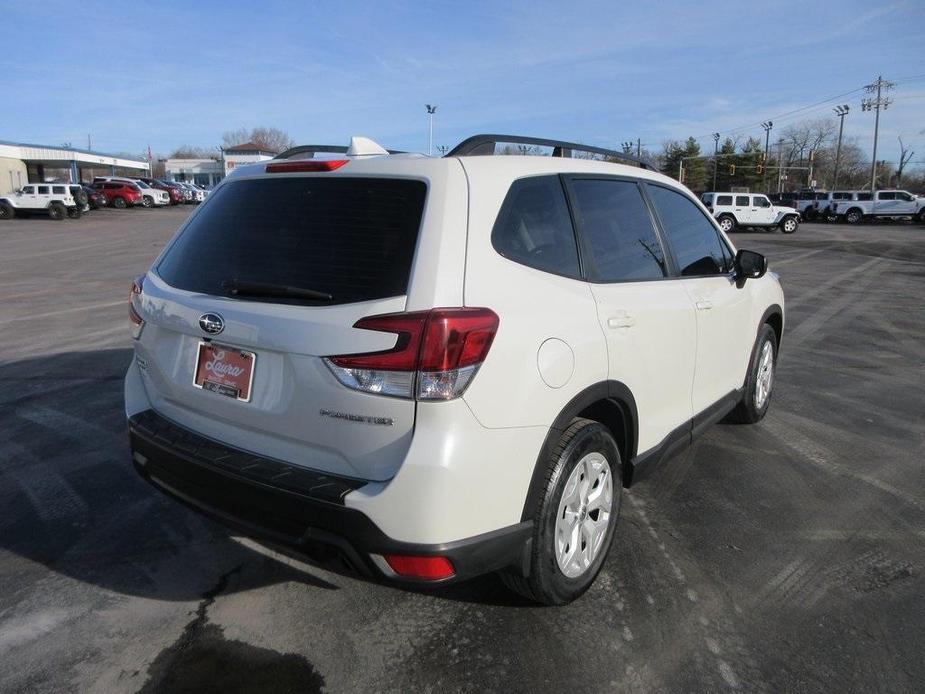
(554, 452, 614, 578)
(754, 341, 774, 409)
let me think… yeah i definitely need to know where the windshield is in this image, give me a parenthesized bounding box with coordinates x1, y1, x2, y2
(156, 177, 427, 306)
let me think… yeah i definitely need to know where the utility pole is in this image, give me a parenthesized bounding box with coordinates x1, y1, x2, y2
(87, 134, 92, 151)
(425, 104, 437, 156)
(776, 139, 785, 194)
(636, 138, 641, 158)
(832, 105, 849, 189)
(761, 121, 773, 193)
(712, 132, 720, 191)
(862, 76, 893, 192)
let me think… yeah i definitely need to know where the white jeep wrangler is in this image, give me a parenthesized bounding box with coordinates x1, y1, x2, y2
(126, 135, 785, 604)
(0, 183, 80, 221)
(702, 192, 800, 234)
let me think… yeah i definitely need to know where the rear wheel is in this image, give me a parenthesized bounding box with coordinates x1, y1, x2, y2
(500, 418, 622, 605)
(0, 202, 13, 220)
(718, 214, 737, 233)
(113, 196, 127, 209)
(779, 216, 798, 234)
(844, 208, 863, 224)
(48, 202, 66, 221)
(728, 324, 776, 424)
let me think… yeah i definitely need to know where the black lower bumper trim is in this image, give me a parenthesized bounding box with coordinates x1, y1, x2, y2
(129, 410, 530, 584)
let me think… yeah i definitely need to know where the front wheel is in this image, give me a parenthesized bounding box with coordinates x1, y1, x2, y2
(67, 206, 82, 219)
(779, 216, 798, 234)
(142, 196, 153, 208)
(500, 418, 622, 605)
(0, 202, 13, 220)
(728, 324, 777, 424)
(916, 209, 925, 224)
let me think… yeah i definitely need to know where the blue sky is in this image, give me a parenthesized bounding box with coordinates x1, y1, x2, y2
(1, 0, 922, 164)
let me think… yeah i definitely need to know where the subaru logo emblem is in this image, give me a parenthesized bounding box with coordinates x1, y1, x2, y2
(199, 313, 224, 335)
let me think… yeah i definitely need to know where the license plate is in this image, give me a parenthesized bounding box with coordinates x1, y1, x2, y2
(193, 342, 256, 402)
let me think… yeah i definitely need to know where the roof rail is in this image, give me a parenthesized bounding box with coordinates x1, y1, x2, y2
(274, 144, 406, 160)
(445, 134, 650, 169)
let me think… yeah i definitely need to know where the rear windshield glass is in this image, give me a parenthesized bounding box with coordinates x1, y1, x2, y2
(156, 177, 427, 305)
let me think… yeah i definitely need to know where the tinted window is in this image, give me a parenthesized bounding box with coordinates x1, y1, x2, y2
(753, 196, 770, 208)
(157, 178, 426, 306)
(899, 192, 914, 201)
(53, 186, 65, 194)
(647, 185, 729, 277)
(878, 192, 895, 200)
(22, 186, 34, 193)
(491, 176, 580, 278)
(857, 193, 871, 201)
(834, 192, 852, 200)
(735, 195, 750, 206)
(570, 179, 665, 282)
(38, 186, 49, 194)
(717, 195, 733, 205)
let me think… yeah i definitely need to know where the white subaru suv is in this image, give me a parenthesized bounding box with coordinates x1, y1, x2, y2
(126, 135, 784, 604)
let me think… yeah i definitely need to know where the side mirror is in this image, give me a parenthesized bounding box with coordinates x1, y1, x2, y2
(735, 249, 767, 286)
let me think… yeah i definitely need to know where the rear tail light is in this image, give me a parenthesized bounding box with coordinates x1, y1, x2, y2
(325, 308, 499, 400)
(265, 160, 348, 173)
(382, 554, 455, 581)
(129, 275, 145, 339)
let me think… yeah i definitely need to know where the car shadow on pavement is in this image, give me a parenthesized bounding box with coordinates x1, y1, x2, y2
(0, 348, 339, 603)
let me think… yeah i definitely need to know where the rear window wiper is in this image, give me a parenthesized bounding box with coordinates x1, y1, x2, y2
(222, 279, 333, 301)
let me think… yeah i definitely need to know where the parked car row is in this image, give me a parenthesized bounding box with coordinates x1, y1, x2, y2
(769, 189, 925, 223)
(0, 177, 209, 221)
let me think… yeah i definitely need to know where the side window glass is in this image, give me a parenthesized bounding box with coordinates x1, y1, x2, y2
(38, 186, 49, 194)
(491, 176, 580, 278)
(647, 185, 728, 277)
(53, 186, 65, 194)
(735, 195, 750, 206)
(717, 195, 733, 205)
(878, 192, 895, 200)
(570, 179, 665, 282)
(23, 186, 34, 194)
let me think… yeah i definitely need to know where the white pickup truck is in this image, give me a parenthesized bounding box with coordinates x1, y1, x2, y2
(832, 190, 925, 224)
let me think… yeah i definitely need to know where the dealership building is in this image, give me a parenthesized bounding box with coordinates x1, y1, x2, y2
(164, 142, 276, 187)
(0, 140, 150, 196)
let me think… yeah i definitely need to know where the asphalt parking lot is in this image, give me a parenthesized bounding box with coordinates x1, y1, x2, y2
(1, 207, 924, 693)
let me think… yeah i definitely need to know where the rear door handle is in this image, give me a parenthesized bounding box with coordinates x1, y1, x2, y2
(695, 300, 713, 311)
(608, 313, 636, 329)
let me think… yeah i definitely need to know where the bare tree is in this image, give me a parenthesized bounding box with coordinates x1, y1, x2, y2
(895, 137, 914, 186)
(169, 145, 220, 159)
(222, 126, 295, 153)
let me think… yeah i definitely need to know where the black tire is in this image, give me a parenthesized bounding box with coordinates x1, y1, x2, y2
(916, 209, 925, 224)
(73, 188, 88, 206)
(112, 196, 127, 209)
(779, 216, 798, 234)
(844, 208, 863, 224)
(142, 195, 153, 208)
(500, 418, 622, 605)
(48, 202, 66, 221)
(0, 202, 13, 220)
(717, 214, 737, 233)
(728, 324, 777, 424)
(67, 206, 82, 219)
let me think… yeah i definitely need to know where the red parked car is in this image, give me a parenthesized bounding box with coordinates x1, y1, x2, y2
(139, 178, 184, 205)
(92, 181, 143, 209)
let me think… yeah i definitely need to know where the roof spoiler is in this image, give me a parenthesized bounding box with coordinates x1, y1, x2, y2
(274, 138, 406, 160)
(445, 134, 650, 169)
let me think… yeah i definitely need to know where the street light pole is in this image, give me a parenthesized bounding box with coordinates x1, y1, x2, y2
(712, 132, 720, 191)
(425, 104, 437, 156)
(862, 76, 893, 191)
(761, 121, 773, 193)
(832, 105, 849, 189)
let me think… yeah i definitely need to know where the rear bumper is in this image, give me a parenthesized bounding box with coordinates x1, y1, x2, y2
(128, 409, 531, 585)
